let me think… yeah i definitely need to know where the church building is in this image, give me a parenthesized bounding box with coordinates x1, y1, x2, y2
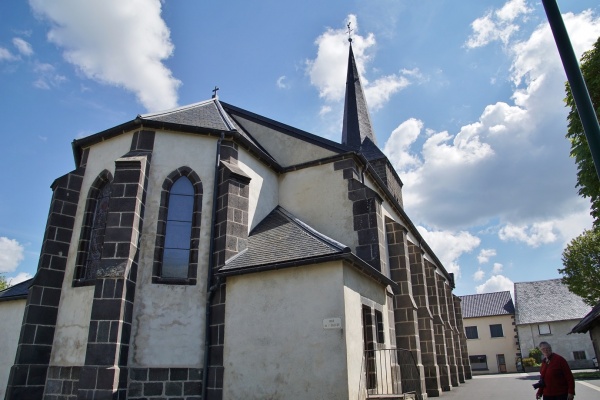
(4, 40, 471, 400)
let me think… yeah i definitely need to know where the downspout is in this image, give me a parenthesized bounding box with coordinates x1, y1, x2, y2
(202, 132, 224, 400)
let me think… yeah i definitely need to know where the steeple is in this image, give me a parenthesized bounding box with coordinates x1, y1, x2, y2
(341, 40, 377, 149)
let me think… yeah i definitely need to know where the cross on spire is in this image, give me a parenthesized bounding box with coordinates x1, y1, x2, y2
(347, 22, 353, 43)
(212, 86, 219, 99)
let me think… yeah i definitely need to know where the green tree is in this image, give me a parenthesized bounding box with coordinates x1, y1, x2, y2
(559, 229, 600, 306)
(561, 37, 600, 305)
(0, 274, 8, 291)
(565, 36, 600, 225)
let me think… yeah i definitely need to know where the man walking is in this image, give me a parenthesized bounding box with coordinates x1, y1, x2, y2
(535, 341, 575, 400)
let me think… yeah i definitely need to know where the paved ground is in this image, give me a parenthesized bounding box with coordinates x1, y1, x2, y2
(434, 371, 600, 400)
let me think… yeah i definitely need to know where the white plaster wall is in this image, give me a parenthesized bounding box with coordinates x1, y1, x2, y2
(279, 164, 355, 249)
(51, 132, 134, 366)
(232, 115, 338, 166)
(237, 149, 278, 230)
(130, 132, 218, 367)
(0, 299, 26, 399)
(463, 315, 519, 374)
(223, 262, 350, 400)
(342, 264, 389, 399)
(517, 320, 596, 368)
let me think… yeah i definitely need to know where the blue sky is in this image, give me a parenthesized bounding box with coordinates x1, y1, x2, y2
(1, 0, 599, 297)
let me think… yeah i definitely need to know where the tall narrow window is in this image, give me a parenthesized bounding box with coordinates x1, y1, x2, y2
(74, 170, 112, 285)
(153, 167, 203, 284)
(162, 177, 194, 278)
(374, 310, 385, 344)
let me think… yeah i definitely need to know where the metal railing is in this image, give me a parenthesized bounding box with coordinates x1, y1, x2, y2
(359, 348, 422, 400)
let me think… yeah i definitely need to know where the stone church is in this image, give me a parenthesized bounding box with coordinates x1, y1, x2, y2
(3, 41, 471, 400)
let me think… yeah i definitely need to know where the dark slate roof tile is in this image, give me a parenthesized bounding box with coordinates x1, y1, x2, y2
(0, 278, 33, 302)
(220, 206, 349, 272)
(459, 291, 514, 318)
(514, 279, 591, 325)
(570, 300, 600, 333)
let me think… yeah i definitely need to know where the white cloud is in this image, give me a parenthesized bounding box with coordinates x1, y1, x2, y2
(277, 76, 288, 89)
(465, 0, 532, 48)
(477, 248, 496, 264)
(319, 105, 332, 116)
(476, 274, 514, 297)
(498, 221, 557, 247)
(0, 237, 25, 273)
(385, 10, 600, 233)
(29, 0, 180, 112)
(306, 14, 409, 112)
(492, 263, 503, 274)
(473, 269, 485, 281)
(0, 47, 18, 61)
(6, 272, 33, 286)
(417, 227, 481, 277)
(12, 38, 33, 56)
(32, 62, 67, 89)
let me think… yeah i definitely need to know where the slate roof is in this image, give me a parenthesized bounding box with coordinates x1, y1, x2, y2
(459, 291, 515, 318)
(570, 300, 600, 333)
(220, 206, 349, 273)
(0, 278, 33, 302)
(514, 279, 592, 325)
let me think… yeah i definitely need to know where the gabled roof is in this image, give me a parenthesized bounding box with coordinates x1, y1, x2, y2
(459, 291, 514, 318)
(0, 278, 33, 302)
(514, 279, 591, 325)
(342, 43, 377, 150)
(218, 206, 397, 290)
(570, 300, 600, 334)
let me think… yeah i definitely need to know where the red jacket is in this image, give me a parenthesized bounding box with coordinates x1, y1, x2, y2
(537, 353, 575, 397)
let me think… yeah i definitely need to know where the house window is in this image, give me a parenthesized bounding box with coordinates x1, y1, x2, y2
(153, 167, 203, 284)
(465, 326, 479, 339)
(74, 170, 112, 284)
(573, 351, 586, 360)
(469, 355, 488, 371)
(490, 324, 504, 338)
(374, 310, 384, 344)
(538, 323, 551, 335)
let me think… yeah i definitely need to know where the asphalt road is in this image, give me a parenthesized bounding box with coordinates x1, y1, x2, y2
(435, 372, 600, 400)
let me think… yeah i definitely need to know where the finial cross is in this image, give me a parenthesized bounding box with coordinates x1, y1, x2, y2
(212, 86, 219, 98)
(347, 22, 353, 43)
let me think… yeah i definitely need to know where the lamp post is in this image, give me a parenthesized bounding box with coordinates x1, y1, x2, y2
(541, 0, 600, 180)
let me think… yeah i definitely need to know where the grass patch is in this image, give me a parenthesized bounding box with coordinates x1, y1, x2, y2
(573, 371, 600, 380)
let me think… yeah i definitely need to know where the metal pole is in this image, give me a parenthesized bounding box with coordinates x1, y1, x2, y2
(541, 0, 600, 180)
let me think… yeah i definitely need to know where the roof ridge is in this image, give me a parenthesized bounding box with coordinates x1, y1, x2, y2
(137, 98, 216, 119)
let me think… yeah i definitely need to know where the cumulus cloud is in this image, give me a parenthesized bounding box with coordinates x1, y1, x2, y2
(29, 0, 180, 111)
(465, 0, 532, 48)
(473, 269, 485, 281)
(306, 14, 411, 114)
(386, 10, 600, 238)
(477, 248, 496, 264)
(277, 76, 289, 89)
(476, 274, 514, 298)
(417, 227, 481, 276)
(0, 237, 25, 273)
(492, 263, 503, 274)
(13, 38, 33, 56)
(0, 47, 18, 61)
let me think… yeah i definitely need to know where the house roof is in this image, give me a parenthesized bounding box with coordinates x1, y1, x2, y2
(570, 300, 600, 334)
(0, 278, 33, 302)
(514, 279, 591, 325)
(218, 206, 397, 290)
(459, 291, 514, 318)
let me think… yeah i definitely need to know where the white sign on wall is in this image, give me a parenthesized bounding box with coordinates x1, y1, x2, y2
(323, 317, 342, 329)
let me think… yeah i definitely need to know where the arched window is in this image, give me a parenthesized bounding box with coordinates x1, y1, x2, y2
(153, 167, 203, 284)
(74, 170, 112, 285)
(163, 177, 194, 278)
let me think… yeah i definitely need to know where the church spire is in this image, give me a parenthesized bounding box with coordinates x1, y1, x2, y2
(341, 33, 377, 148)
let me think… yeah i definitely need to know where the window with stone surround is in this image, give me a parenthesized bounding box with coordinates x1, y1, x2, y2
(375, 309, 384, 344)
(465, 326, 479, 339)
(73, 170, 112, 285)
(573, 351, 586, 360)
(153, 167, 203, 284)
(538, 323, 551, 335)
